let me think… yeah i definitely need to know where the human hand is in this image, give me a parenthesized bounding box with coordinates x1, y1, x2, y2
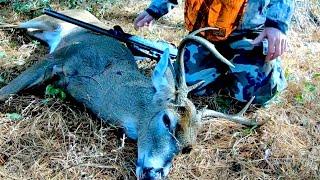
(134, 11, 155, 30)
(252, 27, 288, 61)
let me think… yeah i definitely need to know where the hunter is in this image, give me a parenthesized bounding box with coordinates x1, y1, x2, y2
(134, 0, 294, 105)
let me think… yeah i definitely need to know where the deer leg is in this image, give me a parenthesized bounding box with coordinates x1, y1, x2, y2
(0, 59, 57, 101)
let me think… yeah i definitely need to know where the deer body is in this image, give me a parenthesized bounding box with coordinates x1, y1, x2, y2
(51, 32, 155, 139)
(0, 10, 259, 180)
(0, 10, 183, 179)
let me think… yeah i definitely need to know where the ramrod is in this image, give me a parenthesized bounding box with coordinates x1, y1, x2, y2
(0, 10, 260, 179)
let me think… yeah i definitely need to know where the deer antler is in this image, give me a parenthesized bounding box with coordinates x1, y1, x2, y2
(175, 27, 263, 127)
(188, 27, 219, 36)
(175, 28, 234, 105)
(198, 96, 264, 127)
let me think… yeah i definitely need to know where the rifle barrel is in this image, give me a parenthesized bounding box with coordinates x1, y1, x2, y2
(43, 8, 176, 60)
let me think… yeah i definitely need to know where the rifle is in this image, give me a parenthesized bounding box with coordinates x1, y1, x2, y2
(43, 8, 178, 61)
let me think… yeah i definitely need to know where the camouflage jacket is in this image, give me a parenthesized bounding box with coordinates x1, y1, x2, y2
(146, 0, 294, 34)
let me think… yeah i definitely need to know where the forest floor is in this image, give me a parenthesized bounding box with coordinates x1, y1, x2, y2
(0, 0, 319, 179)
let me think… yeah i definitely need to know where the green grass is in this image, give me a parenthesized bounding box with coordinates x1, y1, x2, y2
(45, 84, 67, 101)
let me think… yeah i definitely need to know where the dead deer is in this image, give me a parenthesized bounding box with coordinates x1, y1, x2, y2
(0, 10, 262, 180)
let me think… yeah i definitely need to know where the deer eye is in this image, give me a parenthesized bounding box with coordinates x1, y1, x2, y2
(163, 114, 171, 129)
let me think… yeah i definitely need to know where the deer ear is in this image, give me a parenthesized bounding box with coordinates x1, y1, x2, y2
(152, 48, 176, 92)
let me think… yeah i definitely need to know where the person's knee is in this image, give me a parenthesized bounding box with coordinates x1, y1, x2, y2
(232, 76, 286, 105)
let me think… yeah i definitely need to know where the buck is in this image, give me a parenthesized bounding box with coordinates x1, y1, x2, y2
(0, 10, 261, 179)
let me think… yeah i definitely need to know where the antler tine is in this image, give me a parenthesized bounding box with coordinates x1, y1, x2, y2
(175, 28, 217, 92)
(175, 37, 192, 103)
(237, 96, 255, 116)
(188, 80, 205, 92)
(176, 30, 236, 103)
(188, 27, 235, 68)
(182, 35, 235, 68)
(199, 96, 264, 127)
(189, 27, 220, 36)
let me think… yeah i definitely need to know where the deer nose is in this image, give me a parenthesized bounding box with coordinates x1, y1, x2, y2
(141, 167, 164, 180)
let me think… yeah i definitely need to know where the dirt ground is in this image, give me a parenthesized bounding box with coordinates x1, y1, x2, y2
(0, 0, 319, 179)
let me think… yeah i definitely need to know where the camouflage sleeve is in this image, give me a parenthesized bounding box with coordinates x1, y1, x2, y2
(145, 0, 178, 19)
(265, 0, 294, 34)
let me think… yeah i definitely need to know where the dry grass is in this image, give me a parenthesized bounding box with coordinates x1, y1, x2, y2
(1, 0, 320, 179)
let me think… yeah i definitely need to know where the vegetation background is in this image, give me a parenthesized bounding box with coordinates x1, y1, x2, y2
(0, 0, 319, 179)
